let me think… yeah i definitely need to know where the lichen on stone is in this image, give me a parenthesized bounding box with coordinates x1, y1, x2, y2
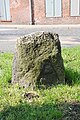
(12, 32, 65, 89)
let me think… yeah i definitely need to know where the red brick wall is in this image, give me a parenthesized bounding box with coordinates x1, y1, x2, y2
(63, 0, 70, 17)
(33, 0, 80, 25)
(10, 0, 30, 24)
(1, 0, 80, 24)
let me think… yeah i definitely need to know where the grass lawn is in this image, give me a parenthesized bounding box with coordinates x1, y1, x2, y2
(0, 46, 80, 120)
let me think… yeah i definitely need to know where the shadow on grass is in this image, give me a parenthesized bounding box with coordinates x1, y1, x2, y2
(0, 101, 80, 120)
(0, 102, 62, 120)
(61, 102, 80, 120)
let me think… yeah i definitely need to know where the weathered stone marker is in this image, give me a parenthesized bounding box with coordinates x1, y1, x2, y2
(12, 32, 65, 88)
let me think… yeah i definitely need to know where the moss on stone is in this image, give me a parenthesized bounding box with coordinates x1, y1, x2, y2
(12, 32, 65, 89)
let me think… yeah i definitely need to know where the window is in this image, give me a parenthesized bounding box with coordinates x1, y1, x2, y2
(46, 0, 62, 17)
(0, 0, 10, 21)
(71, 0, 80, 16)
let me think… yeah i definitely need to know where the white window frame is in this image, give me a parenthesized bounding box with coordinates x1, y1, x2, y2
(71, 0, 80, 16)
(0, 0, 11, 21)
(46, 0, 62, 17)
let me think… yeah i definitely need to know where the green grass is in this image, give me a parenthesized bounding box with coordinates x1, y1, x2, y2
(0, 53, 13, 85)
(0, 46, 80, 120)
(0, 84, 80, 120)
(62, 46, 80, 85)
(0, 53, 13, 96)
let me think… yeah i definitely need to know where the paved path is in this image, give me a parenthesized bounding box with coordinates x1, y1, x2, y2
(0, 25, 80, 53)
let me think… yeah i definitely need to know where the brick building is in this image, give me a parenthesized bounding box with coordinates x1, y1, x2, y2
(0, 0, 80, 24)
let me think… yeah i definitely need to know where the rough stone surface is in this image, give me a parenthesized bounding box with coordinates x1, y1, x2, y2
(12, 32, 65, 89)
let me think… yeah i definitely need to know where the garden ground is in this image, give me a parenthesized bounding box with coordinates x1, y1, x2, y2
(0, 46, 80, 120)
